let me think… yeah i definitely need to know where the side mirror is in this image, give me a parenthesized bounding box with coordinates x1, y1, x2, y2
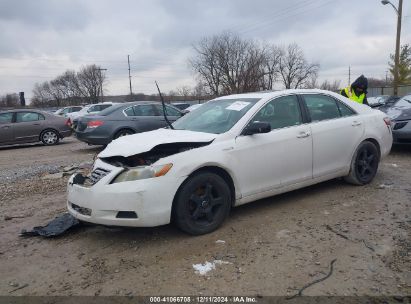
(242, 121, 271, 135)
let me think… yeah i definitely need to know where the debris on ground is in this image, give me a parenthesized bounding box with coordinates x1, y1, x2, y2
(287, 259, 337, 299)
(20, 213, 81, 238)
(41, 172, 64, 180)
(215, 240, 226, 244)
(4, 214, 30, 221)
(9, 283, 29, 294)
(193, 260, 231, 276)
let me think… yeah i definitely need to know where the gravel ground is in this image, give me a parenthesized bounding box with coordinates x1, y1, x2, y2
(0, 137, 410, 297)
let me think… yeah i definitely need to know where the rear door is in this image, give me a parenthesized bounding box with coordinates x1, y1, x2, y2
(13, 112, 46, 143)
(232, 94, 313, 197)
(129, 104, 164, 132)
(0, 112, 14, 144)
(301, 93, 364, 178)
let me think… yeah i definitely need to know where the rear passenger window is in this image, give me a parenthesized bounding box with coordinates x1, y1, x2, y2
(123, 107, 135, 116)
(0, 112, 13, 124)
(16, 112, 43, 122)
(100, 104, 112, 110)
(133, 105, 156, 116)
(303, 95, 340, 122)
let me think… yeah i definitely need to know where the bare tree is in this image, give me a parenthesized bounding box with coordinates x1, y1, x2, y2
(32, 64, 106, 107)
(190, 32, 266, 95)
(176, 86, 192, 101)
(319, 80, 341, 91)
(0, 93, 19, 108)
(76, 64, 106, 104)
(52, 70, 82, 104)
(278, 43, 319, 89)
(262, 45, 283, 90)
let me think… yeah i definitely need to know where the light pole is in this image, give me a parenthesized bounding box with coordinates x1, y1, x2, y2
(381, 0, 403, 96)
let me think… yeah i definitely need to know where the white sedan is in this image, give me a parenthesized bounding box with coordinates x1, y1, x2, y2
(67, 89, 392, 235)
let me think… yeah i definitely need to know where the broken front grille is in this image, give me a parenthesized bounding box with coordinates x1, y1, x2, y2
(89, 168, 111, 185)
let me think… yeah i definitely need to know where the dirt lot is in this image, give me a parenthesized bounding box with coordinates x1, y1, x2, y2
(0, 136, 410, 297)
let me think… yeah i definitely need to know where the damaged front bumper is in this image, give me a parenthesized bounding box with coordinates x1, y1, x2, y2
(67, 160, 186, 227)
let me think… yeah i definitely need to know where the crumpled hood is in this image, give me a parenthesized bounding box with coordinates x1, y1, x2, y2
(99, 128, 217, 158)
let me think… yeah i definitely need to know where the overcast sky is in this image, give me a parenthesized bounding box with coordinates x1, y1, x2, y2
(0, 0, 410, 99)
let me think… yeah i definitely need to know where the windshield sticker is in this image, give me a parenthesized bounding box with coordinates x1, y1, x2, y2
(226, 101, 250, 111)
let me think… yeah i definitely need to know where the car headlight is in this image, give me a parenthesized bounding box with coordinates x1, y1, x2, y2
(112, 163, 173, 183)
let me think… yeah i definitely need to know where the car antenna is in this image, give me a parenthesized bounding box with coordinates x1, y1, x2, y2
(155, 81, 174, 130)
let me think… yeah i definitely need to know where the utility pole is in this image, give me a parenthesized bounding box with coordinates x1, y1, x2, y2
(127, 55, 133, 96)
(348, 66, 351, 86)
(381, 0, 403, 96)
(394, 0, 403, 96)
(96, 67, 107, 103)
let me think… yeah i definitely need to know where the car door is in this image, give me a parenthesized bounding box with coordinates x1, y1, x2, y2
(153, 104, 183, 124)
(13, 112, 46, 143)
(232, 95, 313, 198)
(301, 93, 364, 178)
(0, 112, 14, 144)
(130, 104, 164, 132)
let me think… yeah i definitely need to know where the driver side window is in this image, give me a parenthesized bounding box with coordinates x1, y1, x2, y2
(252, 95, 302, 130)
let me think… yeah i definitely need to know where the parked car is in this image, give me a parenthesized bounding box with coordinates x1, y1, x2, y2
(67, 102, 116, 129)
(0, 109, 72, 146)
(171, 102, 191, 111)
(368, 95, 400, 108)
(54, 106, 83, 117)
(74, 101, 183, 145)
(379, 94, 411, 144)
(67, 89, 392, 235)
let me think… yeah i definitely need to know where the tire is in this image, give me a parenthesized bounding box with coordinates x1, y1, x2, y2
(113, 129, 135, 139)
(344, 141, 380, 185)
(40, 129, 60, 146)
(173, 172, 231, 235)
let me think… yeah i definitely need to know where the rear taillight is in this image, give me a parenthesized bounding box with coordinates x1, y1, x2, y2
(87, 120, 104, 128)
(383, 117, 391, 126)
(65, 118, 71, 126)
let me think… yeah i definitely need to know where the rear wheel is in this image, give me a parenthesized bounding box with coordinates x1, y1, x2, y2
(173, 172, 231, 235)
(40, 130, 60, 145)
(113, 129, 135, 139)
(344, 141, 379, 185)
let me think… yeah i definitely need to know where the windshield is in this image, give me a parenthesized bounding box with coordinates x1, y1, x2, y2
(172, 98, 260, 134)
(395, 95, 411, 108)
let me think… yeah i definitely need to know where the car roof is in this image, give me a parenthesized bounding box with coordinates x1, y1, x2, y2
(214, 89, 343, 100)
(0, 108, 47, 114)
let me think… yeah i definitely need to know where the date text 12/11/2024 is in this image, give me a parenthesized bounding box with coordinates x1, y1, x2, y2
(149, 297, 258, 303)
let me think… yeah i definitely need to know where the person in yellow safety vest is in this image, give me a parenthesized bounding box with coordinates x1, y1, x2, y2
(340, 75, 369, 106)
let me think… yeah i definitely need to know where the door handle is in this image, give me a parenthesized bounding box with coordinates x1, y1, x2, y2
(1, 126, 10, 129)
(297, 131, 310, 138)
(352, 121, 362, 126)
(33, 123, 40, 126)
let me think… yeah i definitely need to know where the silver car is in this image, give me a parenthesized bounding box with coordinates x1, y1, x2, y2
(0, 109, 72, 146)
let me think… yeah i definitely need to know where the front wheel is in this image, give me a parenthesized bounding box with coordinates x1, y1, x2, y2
(173, 172, 231, 235)
(41, 130, 60, 145)
(344, 141, 379, 185)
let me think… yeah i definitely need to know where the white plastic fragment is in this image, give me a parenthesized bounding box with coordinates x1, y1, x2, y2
(215, 240, 226, 244)
(193, 260, 231, 275)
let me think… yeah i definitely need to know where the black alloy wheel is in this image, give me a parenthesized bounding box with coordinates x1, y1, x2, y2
(345, 141, 379, 185)
(174, 172, 231, 235)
